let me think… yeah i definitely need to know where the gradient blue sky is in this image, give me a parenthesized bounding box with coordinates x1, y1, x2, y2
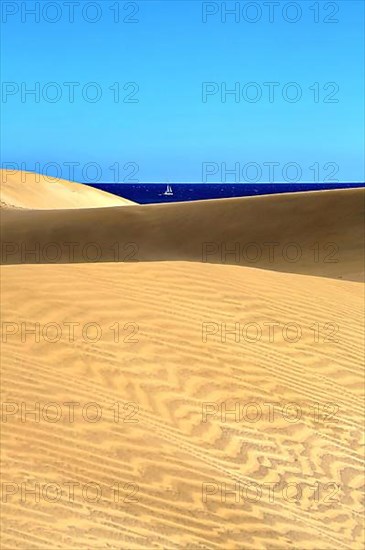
(1, 0, 364, 182)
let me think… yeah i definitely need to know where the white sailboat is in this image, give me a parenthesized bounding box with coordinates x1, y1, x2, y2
(163, 183, 173, 196)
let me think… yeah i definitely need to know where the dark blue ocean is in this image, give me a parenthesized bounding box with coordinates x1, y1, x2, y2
(87, 182, 364, 204)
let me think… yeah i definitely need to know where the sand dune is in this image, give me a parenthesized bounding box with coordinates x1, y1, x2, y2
(1, 262, 364, 549)
(0, 174, 364, 549)
(0, 169, 135, 209)
(1, 186, 364, 281)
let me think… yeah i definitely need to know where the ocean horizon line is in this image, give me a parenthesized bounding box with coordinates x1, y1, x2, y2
(87, 181, 365, 185)
(85, 181, 365, 204)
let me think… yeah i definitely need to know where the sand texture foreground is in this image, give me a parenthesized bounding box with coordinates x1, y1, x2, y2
(0, 172, 364, 549)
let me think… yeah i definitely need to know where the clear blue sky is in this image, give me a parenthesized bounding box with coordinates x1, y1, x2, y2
(1, 0, 364, 183)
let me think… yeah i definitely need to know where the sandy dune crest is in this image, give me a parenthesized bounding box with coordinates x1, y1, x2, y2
(0, 169, 135, 208)
(1, 185, 364, 281)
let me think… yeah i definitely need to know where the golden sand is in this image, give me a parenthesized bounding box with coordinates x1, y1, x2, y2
(0, 169, 134, 208)
(0, 171, 364, 549)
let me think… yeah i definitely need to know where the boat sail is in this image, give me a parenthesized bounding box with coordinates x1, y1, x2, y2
(163, 184, 173, 196)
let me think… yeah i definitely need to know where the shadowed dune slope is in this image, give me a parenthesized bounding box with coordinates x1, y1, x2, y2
(1, 187, 364, 280)
(1, 261, 364, 549)
(0, 169, 135, 208)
